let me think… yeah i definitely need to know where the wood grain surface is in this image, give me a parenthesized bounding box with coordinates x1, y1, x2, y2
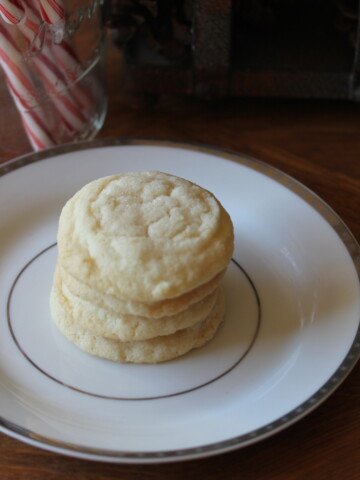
(0, 44, 359, 480)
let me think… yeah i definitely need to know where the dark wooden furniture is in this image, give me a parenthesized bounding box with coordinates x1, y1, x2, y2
(109, 0, 360, 100)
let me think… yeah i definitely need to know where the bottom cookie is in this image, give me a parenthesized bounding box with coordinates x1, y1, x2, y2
(50, 287, 226, 364)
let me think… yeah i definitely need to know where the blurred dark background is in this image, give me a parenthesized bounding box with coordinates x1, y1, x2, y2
(106, 0, 360, 101)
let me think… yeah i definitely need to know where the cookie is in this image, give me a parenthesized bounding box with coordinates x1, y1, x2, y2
(55, 268, 219, 341)
(58, 172, 234, 302)
(50, 285, 225, 364)
(58, 263, 225, 319)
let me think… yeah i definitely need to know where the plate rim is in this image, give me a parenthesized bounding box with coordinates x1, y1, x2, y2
(0, 137, 359, 463)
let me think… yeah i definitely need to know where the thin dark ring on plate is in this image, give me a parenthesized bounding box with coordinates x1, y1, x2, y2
(0, 139, 359, 462)
(6, 244, 261, 401)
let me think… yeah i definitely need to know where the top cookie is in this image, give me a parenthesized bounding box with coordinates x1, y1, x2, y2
(57, 172, 234, 302)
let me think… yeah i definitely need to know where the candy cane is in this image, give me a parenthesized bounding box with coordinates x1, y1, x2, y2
(23, 0, 94, 117)
(0, 22, 55, 149)
(34, 52, 88, 133)
(37, 0, 64, 24)
(0, 0, 99, 149)
(0, 0, 24, 24)
(51, 40, 95, 111)
(8, 7, 89, 135)
(6, 78, 55, 149)
(27, 0, 95, 110)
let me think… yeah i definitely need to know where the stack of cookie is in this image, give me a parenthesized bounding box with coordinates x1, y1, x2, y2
(50, 172, 234, 363)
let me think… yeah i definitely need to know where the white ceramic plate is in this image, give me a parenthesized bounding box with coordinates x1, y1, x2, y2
(0, 140, 359, 464)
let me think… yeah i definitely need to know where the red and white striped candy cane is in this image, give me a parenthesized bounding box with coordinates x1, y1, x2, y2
(18, 0, 43, 48)
(0, 0, 25, 24)
(51, 40, 95, 111)
(0, 22, 55, 149)
(6, 77, 55, 149)
(10, 5, 89, 135)
(37, 0, 64, 24)
(22, 0, 94, 121)
(34, 52, 89, 134)
(25, 0, 94, 109)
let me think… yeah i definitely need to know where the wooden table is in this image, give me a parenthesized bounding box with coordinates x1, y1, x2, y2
(0, 44, 359, 480)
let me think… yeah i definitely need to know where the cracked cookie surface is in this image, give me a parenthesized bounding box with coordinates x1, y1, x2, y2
(58, 172, 234, 302)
